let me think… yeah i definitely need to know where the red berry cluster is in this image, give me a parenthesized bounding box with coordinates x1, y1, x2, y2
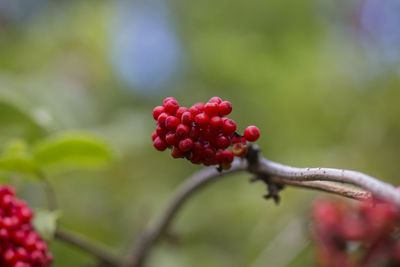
(311, 197, 400, 267)
(152, 97, 260, 170)
(0, 185, 52, 267)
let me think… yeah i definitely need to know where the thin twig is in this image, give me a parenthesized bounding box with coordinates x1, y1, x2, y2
(125, 161, 247, 267)
(127, 146, 399, 267)
(269, 177, 371, 201)
(35, 172, 122, 266)
(55, 227, 123, 267)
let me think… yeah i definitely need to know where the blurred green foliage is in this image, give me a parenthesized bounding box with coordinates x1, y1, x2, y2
(0, 0, 399, 266)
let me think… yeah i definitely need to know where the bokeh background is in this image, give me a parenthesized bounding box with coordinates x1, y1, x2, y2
(0, 0, 399, 266)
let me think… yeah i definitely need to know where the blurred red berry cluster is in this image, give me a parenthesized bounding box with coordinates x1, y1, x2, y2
(312, 197, 400, 267)
(0, 185, 52, 267)
(152, 97, 260, 170)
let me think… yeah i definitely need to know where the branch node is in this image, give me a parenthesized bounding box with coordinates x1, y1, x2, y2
(254, 173, 285, 205)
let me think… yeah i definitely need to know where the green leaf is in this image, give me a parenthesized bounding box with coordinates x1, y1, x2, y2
(33, 131, 112, 171)
(33, 209, 61, 240)
(0, 99, 46, 143)
(0, 139, 38, 173)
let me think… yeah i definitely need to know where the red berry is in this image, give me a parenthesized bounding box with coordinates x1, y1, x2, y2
(3, 248, 16, 263)
(209, 116, 223, 130)
(243, 126, 260, 142)
(2, 194, 13, 207)
(215, 150, 224, 164)
(204, 102, 219, 117)
(36, 241, 47, 251)
(171, 147, 185, 158)
(2, 217, 14, 230)
(156, 124, 167, 137)
(164, 99, 179, 115)
(157, 112, 169, 125)
(165, 132, 178, 146)
(216, 135, 230, 149)
(181, 111, 193, 125)
(221, 150, 234, 164)
(231, 136, 241, 144)
(0, 228, 9, 240)
(208, 96, 222, 104)
(194, 113, 210, 128)
(165, 116, 180, 131)
(30, 250, 44, 264)
(153, 137, 168, 151)
(189, 103, 204, 116)
(189, 126, 200, 139)
(15, 247, 28, 261)
(203, 144, 216, 162)
(176, 107, 189, 119)
(151, 131, 157, 141)
(176, 124, 190, 139)
(152, 106, 165, 120)
(163, 97, 176, 106)
(219, 101, 232, 116)
(178, 138, 194, 152)
(12, 229, 25, 244)
(190, 143, 204, 164)
(0, 186, 15, 196)
(222, 119, 236, 137)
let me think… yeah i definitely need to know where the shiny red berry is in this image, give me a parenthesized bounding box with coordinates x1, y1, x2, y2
(216, 135, 230, 149)
(222, 119, 236, 137)
(151, 131, 157, 141)
(194, 113, 210, 128)
(176, 124, 190, 139)
(157, 112, 169, 125)
(176, 107, 189, 119)
(204, 102, 219, 117)
(153, 137, 168, 151)
(221, 150, 234, 164)
(244, 126, 260, 142)
(189, 103, 204, 116)
(164, 99, 179, 115)
(203, 144, 216, 162)
(219, 101, 232, 116)
(171, 146, 185, 158)
(163, 97, 176, 105)
(156, 124, 167, 137)
(208, 96, 222, 104)
(152, 106, 165, 120)
(165, 116, 180, 131)
(178, 138, 194, 152)
(165, 132, 178, 146)
(181, 111, 193, 125)
(209, 116, 223, 130)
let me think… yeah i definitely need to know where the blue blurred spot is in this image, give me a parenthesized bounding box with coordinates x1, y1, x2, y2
(110, 0, 182, 95)
(360, 0, 400, 69)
